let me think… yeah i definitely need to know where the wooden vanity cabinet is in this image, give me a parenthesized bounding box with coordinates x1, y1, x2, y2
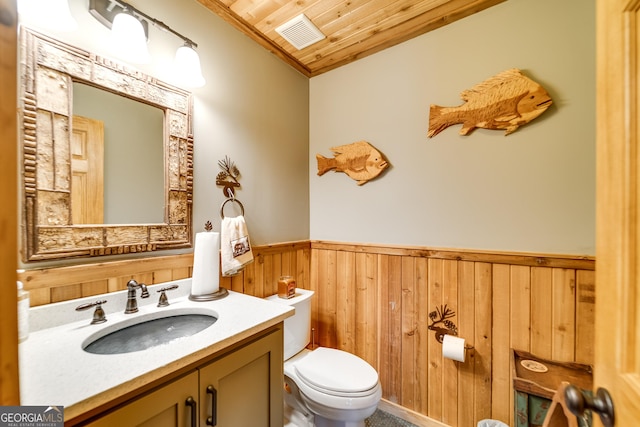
(79, 326, 283, 427)
(80, 372, 199, 427)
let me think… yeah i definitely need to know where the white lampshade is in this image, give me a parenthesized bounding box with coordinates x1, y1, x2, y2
(18, 0, 77, 32)
(110, 12, 150, 64)
(174, 44, 206, 88)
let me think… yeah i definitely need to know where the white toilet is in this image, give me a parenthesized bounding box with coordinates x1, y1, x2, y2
(266, 288, 382, 427)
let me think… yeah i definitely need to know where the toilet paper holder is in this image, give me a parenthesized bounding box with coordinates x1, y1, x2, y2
(427, 304, 474, 350)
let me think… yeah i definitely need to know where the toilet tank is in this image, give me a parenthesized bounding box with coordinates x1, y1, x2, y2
(266, 288, 314, 360)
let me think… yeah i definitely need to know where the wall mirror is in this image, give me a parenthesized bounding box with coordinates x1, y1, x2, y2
(19, 28, 194, 262)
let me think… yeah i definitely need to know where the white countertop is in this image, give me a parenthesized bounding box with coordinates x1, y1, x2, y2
(19, 279, 293, 421)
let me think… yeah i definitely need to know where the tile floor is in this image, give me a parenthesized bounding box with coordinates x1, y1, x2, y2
(284, 406, 420, 427)
(365, 409, 420, 427)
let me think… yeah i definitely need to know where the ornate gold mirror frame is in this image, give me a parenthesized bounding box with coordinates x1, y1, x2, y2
(19, 28, 193, 261)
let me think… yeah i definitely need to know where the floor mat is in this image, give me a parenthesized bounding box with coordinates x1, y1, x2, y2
(365, 409, 420, 427)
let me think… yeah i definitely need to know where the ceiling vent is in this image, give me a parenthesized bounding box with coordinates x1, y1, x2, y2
(275, 14, 325, 50)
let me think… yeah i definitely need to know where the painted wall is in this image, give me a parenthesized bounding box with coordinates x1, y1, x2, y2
(18, 0, 310, 259)
(309, 0, 596, 255)
(19, 0, 595, 262)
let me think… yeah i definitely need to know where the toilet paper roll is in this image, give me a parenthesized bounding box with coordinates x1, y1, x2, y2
(442, 334, 466, 362)
(191, 232, 220, 296)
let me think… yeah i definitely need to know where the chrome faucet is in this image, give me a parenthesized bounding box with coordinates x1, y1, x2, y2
(125, 279, 150, 314)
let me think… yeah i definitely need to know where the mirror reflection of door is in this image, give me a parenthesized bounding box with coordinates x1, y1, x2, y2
(72, 82, 164, 225)
(71, 115, 104, 224)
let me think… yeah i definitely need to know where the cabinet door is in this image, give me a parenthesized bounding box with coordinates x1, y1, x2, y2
(84, 371, 199, 427)
(199, 328, 283, 427)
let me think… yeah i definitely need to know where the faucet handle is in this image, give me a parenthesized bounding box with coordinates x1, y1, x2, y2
(76, 300, 108, 324)
(157, 284, 179, 307)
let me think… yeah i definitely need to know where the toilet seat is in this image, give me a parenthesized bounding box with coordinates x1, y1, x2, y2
(294, 347, 379, 398)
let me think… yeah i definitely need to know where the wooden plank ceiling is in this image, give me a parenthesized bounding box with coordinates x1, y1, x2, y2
(196, 0, 507, 77)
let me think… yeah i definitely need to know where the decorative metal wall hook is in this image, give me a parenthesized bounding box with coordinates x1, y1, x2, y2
(216, 156, 241, 198)
(427, 304, 474, 350)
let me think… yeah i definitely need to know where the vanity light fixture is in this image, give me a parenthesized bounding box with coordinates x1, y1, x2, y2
(17, 0, 78, 32)
(89, 0, 206, 87)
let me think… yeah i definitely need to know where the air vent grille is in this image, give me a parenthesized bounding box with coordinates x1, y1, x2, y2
(275, 14, 325, 50)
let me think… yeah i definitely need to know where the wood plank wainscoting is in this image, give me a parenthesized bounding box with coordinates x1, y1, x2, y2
(18, 240, 595, 427)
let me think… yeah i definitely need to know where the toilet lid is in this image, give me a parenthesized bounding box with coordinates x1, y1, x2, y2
(294, 347, 379, 395)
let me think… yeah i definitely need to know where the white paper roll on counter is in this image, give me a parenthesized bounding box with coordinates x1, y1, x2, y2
(442, 334, 466, 362)
(191, 232, 220, 296)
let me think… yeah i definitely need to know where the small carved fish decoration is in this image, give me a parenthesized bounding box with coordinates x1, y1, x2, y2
(316, 140, 389, 186)
(428, 68, 553, 137)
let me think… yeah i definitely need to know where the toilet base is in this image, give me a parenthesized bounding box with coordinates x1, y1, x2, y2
(284, 403, 314, 427)
(314, 414, 367, 427)
(284, 402, 371, 427)
(298, 387, 379, 427)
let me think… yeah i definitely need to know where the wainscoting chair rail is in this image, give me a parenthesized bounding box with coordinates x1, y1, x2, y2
(310, 240, 595, 270)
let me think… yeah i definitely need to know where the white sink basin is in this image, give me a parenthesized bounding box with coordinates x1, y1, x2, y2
(82, 309, 218, 355)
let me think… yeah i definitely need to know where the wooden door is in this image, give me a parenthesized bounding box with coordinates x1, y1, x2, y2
(595, 0, 640, 425)
(71, 115, 104, 224)
(0, 0, 19, 405)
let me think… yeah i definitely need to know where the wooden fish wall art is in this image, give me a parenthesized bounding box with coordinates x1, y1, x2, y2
(316, 140, 389, 186)
(428, 68, 553, 137)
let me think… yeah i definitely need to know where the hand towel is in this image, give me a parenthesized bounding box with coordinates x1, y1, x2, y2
(221, 215, 254, 276)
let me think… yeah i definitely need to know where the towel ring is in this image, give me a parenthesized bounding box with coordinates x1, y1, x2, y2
(220, 198, 245, 219)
